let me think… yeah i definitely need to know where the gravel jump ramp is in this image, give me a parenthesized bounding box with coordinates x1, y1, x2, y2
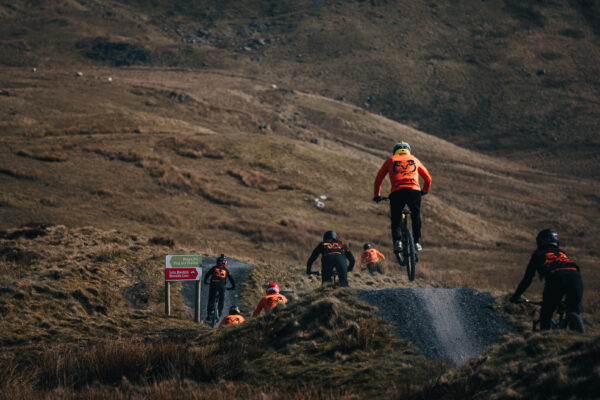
(357, 288, 512, 366)
(180, 257, 250, 324)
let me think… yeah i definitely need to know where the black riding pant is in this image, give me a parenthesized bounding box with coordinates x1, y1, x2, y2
(389, 189, 422, 244)
(207, 284, 225, 316)
(322, 255, 348, 287)
(540, 271, 583, 330)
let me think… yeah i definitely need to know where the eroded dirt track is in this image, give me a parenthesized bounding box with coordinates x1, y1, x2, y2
(357, 288, 511, 365)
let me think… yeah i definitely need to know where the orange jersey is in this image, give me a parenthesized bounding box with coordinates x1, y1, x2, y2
(252, 293, 288, 317)
(374, 153, 431, 195)
(360, 248, 385, 266)
(218, 314, 245, 327)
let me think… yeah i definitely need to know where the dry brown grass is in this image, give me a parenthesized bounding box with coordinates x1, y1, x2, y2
(161, 136, 225, 159)
(16, 149, 68, 162)
(0, 289, 437, 399)
(94, 243, 126, 262)
(421, 334, 600, 400)
(226, 167, 280, 191)
(0, 167, 38, 181)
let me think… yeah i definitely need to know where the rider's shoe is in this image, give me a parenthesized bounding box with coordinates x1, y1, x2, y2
(393, 240, 403, 253)
(415, 243, 422, 251)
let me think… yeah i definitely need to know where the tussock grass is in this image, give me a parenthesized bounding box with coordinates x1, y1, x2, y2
(227, 167, 280, 191)
(16, 149, 68, 162)
(87, 147, 264, 207)
(90, 188, 119, 197)
(161, 136, 224, 159)
(0, 167, 38, 180)
(0, 290, 437, 398)
(420, 334, 600, 400)
(94, 243, 126, 262)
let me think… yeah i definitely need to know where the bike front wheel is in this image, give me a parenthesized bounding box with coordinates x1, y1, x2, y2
(404, 230, 416, 281)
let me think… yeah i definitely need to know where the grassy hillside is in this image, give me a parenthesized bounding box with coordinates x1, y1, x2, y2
(1, 0, 599, 175)
(0, 2, 599, 398)
(1, 66, 599, 294)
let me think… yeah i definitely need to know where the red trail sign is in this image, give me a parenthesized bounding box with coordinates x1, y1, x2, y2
(165, 267, 201, 281)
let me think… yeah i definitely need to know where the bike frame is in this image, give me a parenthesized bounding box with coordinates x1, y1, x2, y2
(517, 298, 584, 332)
(379, 197, 417, 281)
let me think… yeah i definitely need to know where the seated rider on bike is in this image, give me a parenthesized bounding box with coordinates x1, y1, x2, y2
(509, 229, 584, 330)
(203, 254, 235, 321)
(373, 141, 431, 252)
(306, 230, 355, 287)
(252, 283, 287, 317)
(218, 305, 245, 327)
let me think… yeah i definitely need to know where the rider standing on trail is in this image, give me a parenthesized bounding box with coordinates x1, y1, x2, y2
(306, 231, 355, 287)
(509, 229, 583, 330)
(252, 283, 288, 317)
(373, 141, 431, 253)
(219, 305, 245, 327)
(360, 243, 386, 274)
(203, 254, 235, 320)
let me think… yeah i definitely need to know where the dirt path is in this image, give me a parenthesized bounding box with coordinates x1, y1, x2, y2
(180, 257, 250, 325)
(356, 288, 511, 366)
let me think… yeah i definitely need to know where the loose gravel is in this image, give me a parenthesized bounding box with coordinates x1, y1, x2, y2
(356, 288, 512, 366)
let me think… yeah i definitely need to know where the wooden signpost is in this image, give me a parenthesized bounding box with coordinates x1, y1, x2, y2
(165, 255, 203, 322)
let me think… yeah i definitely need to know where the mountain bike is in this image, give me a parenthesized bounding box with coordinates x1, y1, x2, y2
(206, 286, 234, 328)
(309, 270, 338, 287)
(516, 298, 585, 333)
(207, 290, 221, 328)
(380, 197, 417, 281)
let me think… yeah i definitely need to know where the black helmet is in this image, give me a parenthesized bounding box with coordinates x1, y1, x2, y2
(363, 243, 371, 250)
(536, 229, 559, 248)
(229, 305, 240, 315)
(217, 254, 227, 266)
(323, 230, 338, 242)
(393, 141, 411, 155)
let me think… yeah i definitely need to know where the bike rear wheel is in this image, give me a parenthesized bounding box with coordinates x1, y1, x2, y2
(566, 312, 585, 333)
(210, 293, 221, 328)
(404, 229, 416, 281)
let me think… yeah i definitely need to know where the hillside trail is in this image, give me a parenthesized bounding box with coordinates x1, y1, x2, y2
(180, 258, 510, 365)
(180, 256, 250, 325)
(357, 288, 511, 366)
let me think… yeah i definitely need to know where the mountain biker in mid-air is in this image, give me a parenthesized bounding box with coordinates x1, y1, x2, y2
(360, 243, 386, 274)
(203, 254, 235, 322)
(252, 283, 288, 317)
(218, 305, 245, 327)
(306, 230, 355, 287)
(509, 229, 584, 330)
(373, 141, 431, 253)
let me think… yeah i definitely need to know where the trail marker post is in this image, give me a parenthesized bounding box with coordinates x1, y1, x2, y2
(165, 255, 202, 321)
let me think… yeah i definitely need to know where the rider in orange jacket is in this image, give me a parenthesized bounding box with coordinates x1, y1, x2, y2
(252, 283, 288, 317)
(360, 243, 385, 274)
(373, 141, 431, 253)
(218, 305, 246, 327)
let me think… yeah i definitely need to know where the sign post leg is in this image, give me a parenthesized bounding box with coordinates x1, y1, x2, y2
(165, 281, 171, 316)
(195, 280, 201, 322)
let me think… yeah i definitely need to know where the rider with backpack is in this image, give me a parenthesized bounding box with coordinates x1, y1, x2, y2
(509, 229, 584, 330)
(306, 231, 355, 287)
(203, 254, 235, 321)
(373, 141, 431, 253)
